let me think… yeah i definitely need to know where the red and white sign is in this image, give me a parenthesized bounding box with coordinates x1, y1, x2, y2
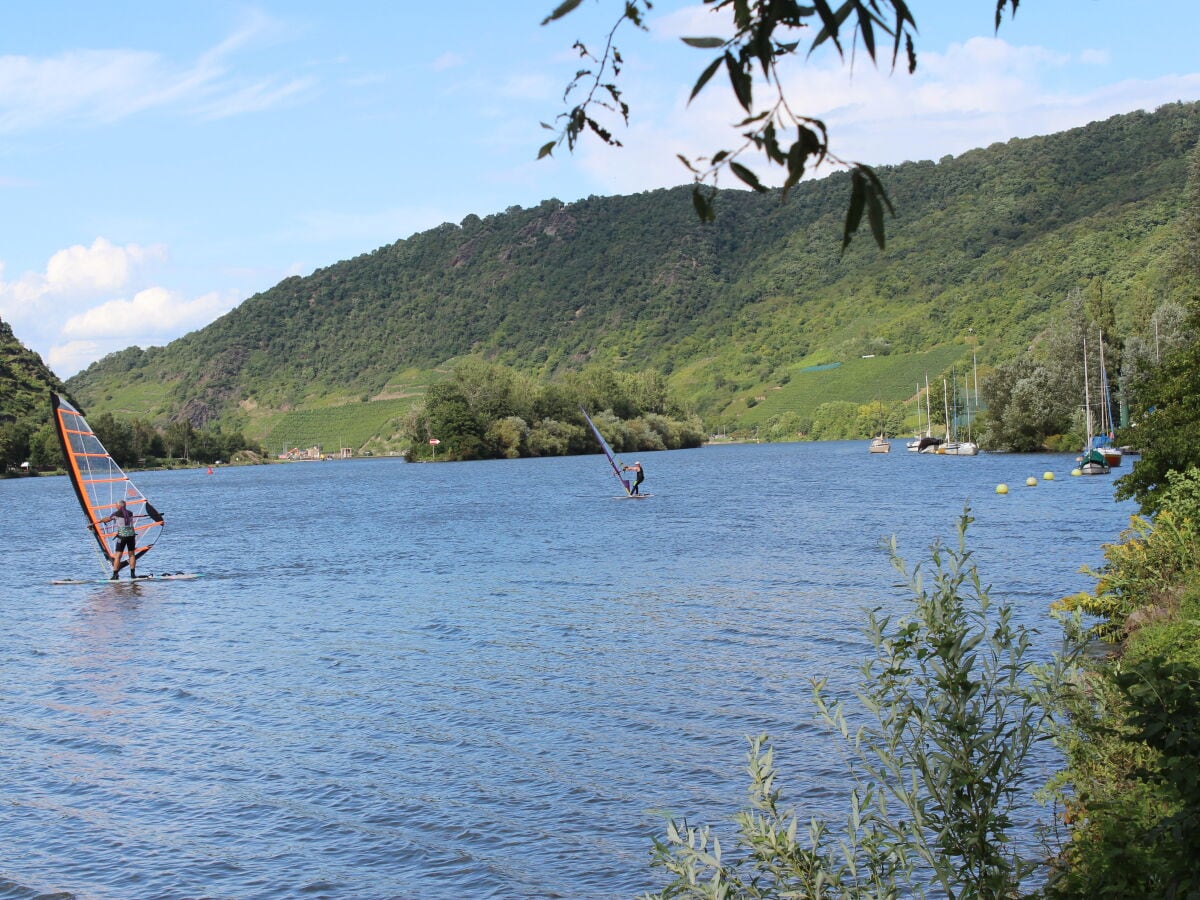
(428, 438, 441, 445)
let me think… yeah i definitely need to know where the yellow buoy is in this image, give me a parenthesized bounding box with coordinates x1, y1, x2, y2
(1026, 477, 1037, 487)
(996, 483, 1009, 494)
(1043, 471, 1055, 481)
(1071, 468, 1082, 477)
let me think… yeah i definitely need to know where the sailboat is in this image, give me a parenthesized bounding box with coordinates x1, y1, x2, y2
(867, 381, 890, 453)
(1077, 338, 1111, 476)
(869, 399, 891, 453)
(906, 382, 923, 451)
(941, 373, 978, 456)
(580, 406, 648, 498)
(1089, 329, 1122, 467)
(50, 393, 197, 583)
(910, 374, 942, 452)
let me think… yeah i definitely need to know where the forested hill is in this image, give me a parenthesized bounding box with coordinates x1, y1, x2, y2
(0, 318, 70, 452)
(67, 101, 1200, 438)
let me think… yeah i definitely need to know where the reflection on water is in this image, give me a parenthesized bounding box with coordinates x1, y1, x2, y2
(2, 443, 1134, 897)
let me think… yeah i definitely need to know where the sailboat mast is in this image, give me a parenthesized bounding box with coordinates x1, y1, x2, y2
(943, 378, 952, 440)
(1083, 334, 1094, 442)
(973, 351, 979, 409)
(1098, 328, 1113, 436)
(925, 374, 932, 437)
(963, 374, 971, 440)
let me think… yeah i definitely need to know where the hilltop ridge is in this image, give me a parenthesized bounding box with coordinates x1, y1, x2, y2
(61, 101, 1200, 449)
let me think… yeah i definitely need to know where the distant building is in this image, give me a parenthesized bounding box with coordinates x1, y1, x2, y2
(278, 445, 324, 461)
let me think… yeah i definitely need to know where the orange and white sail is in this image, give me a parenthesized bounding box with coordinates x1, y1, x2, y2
(51, 393, 164, 571)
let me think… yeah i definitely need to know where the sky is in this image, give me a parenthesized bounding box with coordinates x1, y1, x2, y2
(2, 1, 1198, 378)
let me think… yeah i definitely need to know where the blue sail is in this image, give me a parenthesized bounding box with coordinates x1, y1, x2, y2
(580, 407, 632, 495)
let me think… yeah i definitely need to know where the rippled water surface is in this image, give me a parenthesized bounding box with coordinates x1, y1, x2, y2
(3, 443, 1136, 898)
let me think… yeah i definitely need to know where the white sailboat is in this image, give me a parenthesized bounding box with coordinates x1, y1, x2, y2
(944, 373, 978, 455)
(1091, 329, 1122, 467)
(911, 374, 942, 452)
(1078, 335, 1111, 475)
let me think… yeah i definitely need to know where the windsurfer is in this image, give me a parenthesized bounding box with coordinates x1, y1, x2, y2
(622, 461, 645, 495)
(94, 499, 145, 579)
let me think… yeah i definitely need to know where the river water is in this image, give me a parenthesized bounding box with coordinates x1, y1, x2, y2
(2, 442, 1135, 898)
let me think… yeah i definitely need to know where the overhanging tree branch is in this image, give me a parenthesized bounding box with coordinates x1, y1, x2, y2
(541, 0, 1021, 250)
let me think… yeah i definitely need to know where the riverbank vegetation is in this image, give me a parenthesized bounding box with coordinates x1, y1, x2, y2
(1047, 466, 1200, 895)
(2, 411, 264, 473)
(643, 512, 1067, 897)
(400, 359, 704, 461)
(639, 294, 1200, 894)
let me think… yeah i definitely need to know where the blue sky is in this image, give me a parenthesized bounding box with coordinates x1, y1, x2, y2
(2, 1, 1198, 377)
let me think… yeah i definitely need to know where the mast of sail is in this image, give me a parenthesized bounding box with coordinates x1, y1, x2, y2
(51, 393, 163, 571)
(580, 406, 632, 495)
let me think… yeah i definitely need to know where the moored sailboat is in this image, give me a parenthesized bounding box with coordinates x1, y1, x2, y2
(1088, 329, 1122, 467)
(1077, 336, 1111, 476)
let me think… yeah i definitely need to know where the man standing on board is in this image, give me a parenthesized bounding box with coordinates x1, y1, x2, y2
(622, 461, 645, 495)
(93, 499, 145, 579)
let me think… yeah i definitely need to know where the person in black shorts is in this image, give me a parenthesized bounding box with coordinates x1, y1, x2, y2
(94, 499, 144, 579)
(622, 461, 645, 495)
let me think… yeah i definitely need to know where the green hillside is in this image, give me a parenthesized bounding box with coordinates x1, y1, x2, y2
(0, 318, 72, 470)
(64, 102, 1200, 446)
(0, 320, 69, 421)
(259, 397, 416, 456)
(734, 346, 970, 426)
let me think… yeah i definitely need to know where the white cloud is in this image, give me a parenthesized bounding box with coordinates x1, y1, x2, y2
(0, 238, 165, 325)
(650, 4, 736, 41)
(433, 52, 466, 72)
(46, 237, 166, 295)
(1079, 48, 1111, 66)
(495, 72, 558, 102)
(0, 238, 241, 378)
(284, 205, 468, 247)
(46, 339, 102, 376)
(193, 75, 316, 120)
(570, 32, 1200, 196)
(62, 286, 239, 339)
(0, 13, 311, 134)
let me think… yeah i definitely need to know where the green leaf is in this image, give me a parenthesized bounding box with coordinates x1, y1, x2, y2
(859, 163, 896, 216)
(842, 169, 866, 252)
(810, 0, 852, 58)
(681, 36, 726, 49)
(857, 8, 877, 60)
(540, 0, 585, 26)
(729, 161, 767, 193)
(724, 52, 753, 111)
(537, 141, 556, 160)
(689, 55, 724, 104)
(691, 185, 716, 222)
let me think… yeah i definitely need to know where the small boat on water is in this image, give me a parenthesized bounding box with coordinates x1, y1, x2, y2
(1078, 447, 1111, 476)
(939, 440, 979, 456)
(1089, 329, 1122, 467)
(1078, 334, 1113, 476)
(909, 374, 942, 452)
(869, 435, 891, 453)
